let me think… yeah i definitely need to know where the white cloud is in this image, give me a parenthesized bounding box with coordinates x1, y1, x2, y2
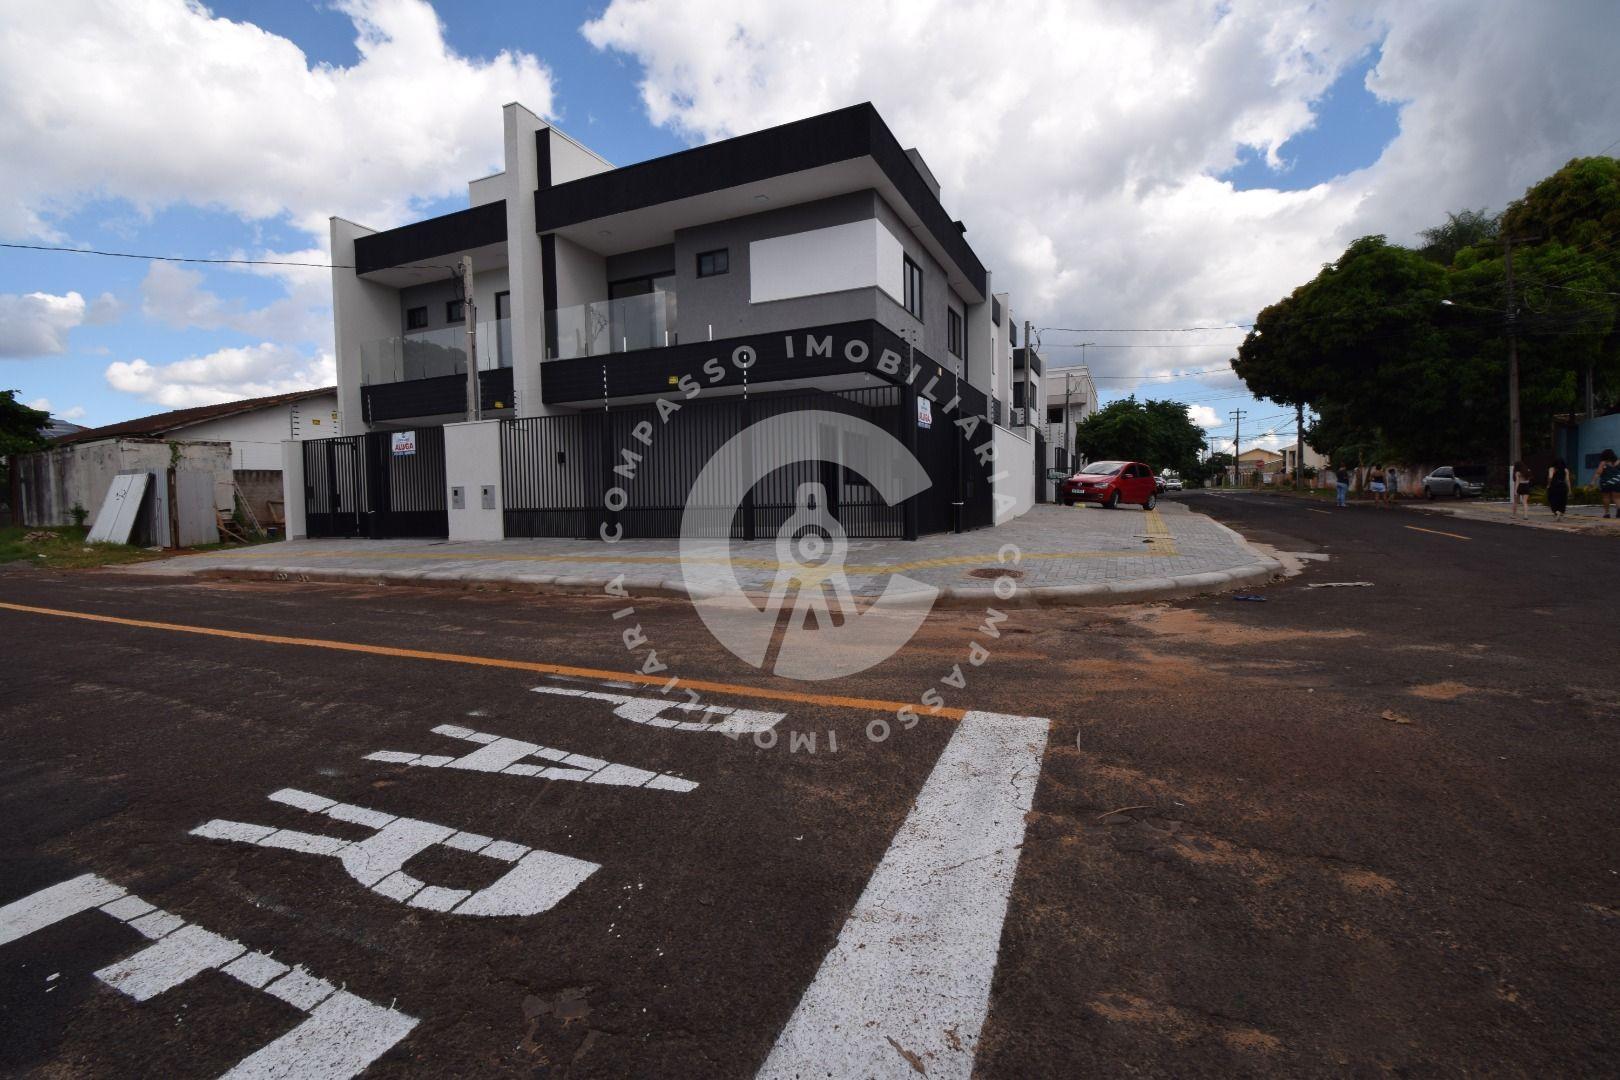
(105, 343, 335, 409)
(582, 0, 1620, 382)
(0, 289, 117, 357)
(1187, 404, 1223, 429)
(26, 398, 87, 420)
(140, 260, 330, 348)
(0, 0, 556, 241)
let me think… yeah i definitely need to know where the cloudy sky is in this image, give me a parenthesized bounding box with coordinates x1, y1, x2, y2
(2, 0, 1616, 452)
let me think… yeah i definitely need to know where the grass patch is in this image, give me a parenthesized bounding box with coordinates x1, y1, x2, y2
(0, 525, 269, 570)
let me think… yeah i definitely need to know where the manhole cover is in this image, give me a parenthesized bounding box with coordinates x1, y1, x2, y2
(967, 568, 1024, 580)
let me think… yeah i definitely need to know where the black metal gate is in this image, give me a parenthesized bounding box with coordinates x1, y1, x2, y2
(1034, 430, 1049, 503)
(502, 387, 991, 540)
(303, 427, 448, 539)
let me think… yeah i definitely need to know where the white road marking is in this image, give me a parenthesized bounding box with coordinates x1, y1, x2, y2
(191, 789, 599, 918)
(530, 683, 784, 734)
(0, 873, 417, 1078)
(0, 874, 124, 945)
(365, 723, 698, 792)
(758, 709, 1050, 1080)
(96, 923, 246, 1001)
(221, 989, 419, 1080)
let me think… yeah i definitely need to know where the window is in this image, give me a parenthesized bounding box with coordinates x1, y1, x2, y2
(1047, 406, 1063, 424)
(696, 248, 729, 277)
(1009, 322, 1018, 348)
(902, 255, 923, 319)
(947, 308, 963, 357)
(405, 306, 428, 331)
(446, 300, 465, 324)
(991, 297, 1002, 326)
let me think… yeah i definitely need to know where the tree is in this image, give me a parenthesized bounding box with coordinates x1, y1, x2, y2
(1, 390, 49, 458)
(1071, 396, 1208, 477)
(1234, 236, 1459, 462)
(1, 390, 51, 498)
(1418, 209, 1500, 264)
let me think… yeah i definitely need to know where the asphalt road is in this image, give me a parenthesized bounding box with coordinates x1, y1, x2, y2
(2, 493, 1616, 1077)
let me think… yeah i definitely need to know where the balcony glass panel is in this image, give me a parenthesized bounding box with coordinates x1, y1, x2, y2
(361, 318, 510, 386)
(546, 291, 677, 360)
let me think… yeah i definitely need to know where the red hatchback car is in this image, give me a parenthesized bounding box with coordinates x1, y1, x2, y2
(1059, 460, 1158, 509)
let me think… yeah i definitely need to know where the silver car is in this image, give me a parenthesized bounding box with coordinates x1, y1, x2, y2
(1422, 466, 1483, 498)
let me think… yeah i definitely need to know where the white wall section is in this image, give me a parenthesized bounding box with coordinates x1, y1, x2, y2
(750, 219, 904, 306)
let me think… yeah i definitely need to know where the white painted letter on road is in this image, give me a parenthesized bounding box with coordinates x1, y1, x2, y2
(190, 789, 599, 917)
(0, 873, 417, 1079)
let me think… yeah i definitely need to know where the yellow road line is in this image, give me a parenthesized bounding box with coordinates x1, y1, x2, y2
(1405, 525, 1472, 541)
(0, 600, 964, 719)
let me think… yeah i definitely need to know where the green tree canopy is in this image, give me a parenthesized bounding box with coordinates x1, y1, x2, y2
(1233, 159, 1620, 468)
(1071, 396, 1208, 477)
(1, 389, 50, 458)
(1418, 209, 1500, 264)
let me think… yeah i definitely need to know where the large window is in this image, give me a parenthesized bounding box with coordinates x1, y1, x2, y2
(947, 308, 963, 358)
(405, 306, 428, 331)
(902, 255, 923, 320)
(1047, 406, 1063, 424)
(696, 248, 729, 277)
(445, 299, 465, 324)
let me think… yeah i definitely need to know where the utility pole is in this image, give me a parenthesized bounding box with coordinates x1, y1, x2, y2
(1229, 408, 1247, 487)
(462, 255, 479, 423)
(1294, 402, 1304, 491)
(1503, 237, 1520, 479)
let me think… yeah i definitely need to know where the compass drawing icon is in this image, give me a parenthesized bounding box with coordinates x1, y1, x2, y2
(680, 410, 939, 681)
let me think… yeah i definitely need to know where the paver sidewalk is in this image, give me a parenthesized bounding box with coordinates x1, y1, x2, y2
(131, 502, 1281, 606)
(1420, 498, 1620, 535)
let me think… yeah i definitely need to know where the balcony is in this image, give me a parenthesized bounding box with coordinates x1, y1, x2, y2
(359, 319, 514, 423)
(546, 291, 678, 360)
(1013, 346, 1043, 376)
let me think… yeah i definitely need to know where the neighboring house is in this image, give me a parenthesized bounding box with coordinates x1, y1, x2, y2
(1233, 447, 1284, 483)
(1042, 366, 1097, 473)
(315, 101, 1037, 542)
(1280, 443, 1329, 479)
(15, 387, 337, 530)
(41, 416, 87, 440)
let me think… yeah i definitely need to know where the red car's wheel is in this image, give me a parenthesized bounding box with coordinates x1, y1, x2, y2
(1102, 490, 1119, 509)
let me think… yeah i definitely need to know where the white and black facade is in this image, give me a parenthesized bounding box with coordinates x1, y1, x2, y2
(304, 102, 1040, 542)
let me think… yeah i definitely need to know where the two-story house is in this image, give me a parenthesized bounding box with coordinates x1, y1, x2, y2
(302, 102, 1040, 542)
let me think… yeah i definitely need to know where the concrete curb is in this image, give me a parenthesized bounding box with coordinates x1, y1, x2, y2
(192, 556, 1283, 608)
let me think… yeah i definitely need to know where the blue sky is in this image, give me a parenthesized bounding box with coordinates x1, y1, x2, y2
(6, 0, 1606, 459)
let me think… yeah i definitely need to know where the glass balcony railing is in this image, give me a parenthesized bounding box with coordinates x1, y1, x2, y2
(547, 291, 677, 360)
(360, 318, 512, 386)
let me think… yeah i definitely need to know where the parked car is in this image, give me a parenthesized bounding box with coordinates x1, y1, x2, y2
(1164, 477, 1184, 491)
(1421, 466, 1484, 499)
(1154, 475, 1167, 494)
(1059, 460, 1158, 509)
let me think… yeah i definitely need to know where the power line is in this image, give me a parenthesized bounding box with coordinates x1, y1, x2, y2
(0, 240, 460, 276)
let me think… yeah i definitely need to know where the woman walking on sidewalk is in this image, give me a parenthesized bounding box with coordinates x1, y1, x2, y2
(1368, 465, 1389, 507)
(1546, 458, 1573, 521)
(1512, 463, 1532, 519)
(1596, 449, 1620, 519)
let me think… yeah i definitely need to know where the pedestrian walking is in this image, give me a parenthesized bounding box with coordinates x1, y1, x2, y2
(1511, 463, 1533, 519)
(1546, 458, 1573, 520)
(1386, 466, 1400, 501)
(1335, 465, 1350, 508)
(1368, 465, 1389, 507)
(1596, 449, 1620, 519)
